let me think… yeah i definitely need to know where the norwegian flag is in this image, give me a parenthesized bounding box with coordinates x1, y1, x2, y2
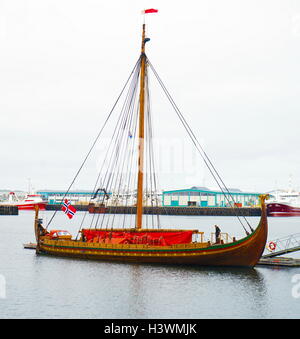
(61, 199, 77, 219)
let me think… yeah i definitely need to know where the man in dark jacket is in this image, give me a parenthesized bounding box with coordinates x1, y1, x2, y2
(215, 225, 221, 243)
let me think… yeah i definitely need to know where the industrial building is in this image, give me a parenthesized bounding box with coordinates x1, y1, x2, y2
(162, 187, 261, 208)
(38, 187, 261, 208)
(37, 190, 110, 205)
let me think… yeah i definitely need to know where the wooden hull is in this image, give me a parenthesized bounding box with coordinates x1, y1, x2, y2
(37, 202, 268, 267)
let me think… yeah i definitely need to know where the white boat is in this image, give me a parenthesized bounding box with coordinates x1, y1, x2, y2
(267, 190, 300, 217)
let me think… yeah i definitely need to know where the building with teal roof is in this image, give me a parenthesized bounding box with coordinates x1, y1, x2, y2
(162, 187, 261, 208)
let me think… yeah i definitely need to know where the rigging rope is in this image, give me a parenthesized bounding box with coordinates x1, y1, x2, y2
(47, 57, 142, 229)
(48, 52, 254, 237)
(76, 57, 142, 236)
(147, 58, 253, 235)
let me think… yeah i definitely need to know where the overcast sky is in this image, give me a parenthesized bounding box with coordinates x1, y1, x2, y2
(1, 0, 300, 193)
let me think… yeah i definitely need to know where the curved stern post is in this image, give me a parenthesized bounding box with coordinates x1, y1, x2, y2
(253, 194, 270, 264)
(259, 194, 269, 225)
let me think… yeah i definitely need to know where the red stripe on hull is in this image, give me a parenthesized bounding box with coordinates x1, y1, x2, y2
(18, 203, 46, 211)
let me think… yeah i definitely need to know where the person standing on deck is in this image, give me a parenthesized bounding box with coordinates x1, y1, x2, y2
(215, 225, 221, 244)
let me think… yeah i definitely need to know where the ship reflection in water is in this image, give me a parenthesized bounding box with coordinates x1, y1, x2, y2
(126, 263, 268, 319)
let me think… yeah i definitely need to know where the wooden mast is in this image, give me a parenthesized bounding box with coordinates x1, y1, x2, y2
(34, 205, 40, 251)
(136, 24, 147, 230)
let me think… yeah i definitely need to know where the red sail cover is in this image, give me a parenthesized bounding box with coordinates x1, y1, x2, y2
(82, 230, 193, 246)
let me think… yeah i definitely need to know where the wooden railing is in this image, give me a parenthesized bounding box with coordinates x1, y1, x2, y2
(210, 232, 234, 244)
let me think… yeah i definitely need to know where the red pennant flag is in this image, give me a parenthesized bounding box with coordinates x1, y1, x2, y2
(61, 199, 77, 219)
(142, 9, 158, 14)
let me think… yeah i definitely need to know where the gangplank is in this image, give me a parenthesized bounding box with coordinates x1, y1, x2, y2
(262, 233, 300, 258)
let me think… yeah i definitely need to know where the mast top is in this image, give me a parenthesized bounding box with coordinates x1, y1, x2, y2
(141, 24, 146, 55)
(141, 8, 158, 50)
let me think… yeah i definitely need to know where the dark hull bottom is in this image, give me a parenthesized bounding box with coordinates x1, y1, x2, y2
(268, 213, 300, 217)
(38, 251, 258, 267)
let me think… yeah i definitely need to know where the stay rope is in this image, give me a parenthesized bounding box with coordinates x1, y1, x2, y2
(46, 57, 142, 229)
(147, 58, 253, 235)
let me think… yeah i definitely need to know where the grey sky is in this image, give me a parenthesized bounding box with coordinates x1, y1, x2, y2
(1, 0, 300, 193)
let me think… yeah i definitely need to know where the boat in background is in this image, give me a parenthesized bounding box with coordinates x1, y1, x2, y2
(87, 188, 109, 214)
(1, 192, 47, 211)
(88, 202, 107, 214)
(267, 190, 300, 217)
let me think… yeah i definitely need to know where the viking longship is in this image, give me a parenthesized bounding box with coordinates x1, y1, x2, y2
(34, 13, 268, 267)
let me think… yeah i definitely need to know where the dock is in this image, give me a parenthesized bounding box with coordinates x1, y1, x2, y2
(23, 242, 36, 250)
(45, 204, 261, 216)
(263, 233, 300, 258)
(257, 233, 300, 267)
(0, 205, 18, 215)
(258, 257, 300, 267)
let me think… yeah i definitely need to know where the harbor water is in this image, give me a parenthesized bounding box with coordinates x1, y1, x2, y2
(0, 211, 300, 319)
